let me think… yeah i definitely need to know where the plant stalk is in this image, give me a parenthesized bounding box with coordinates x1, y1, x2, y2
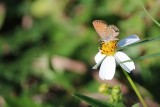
(123, 71, 147, 107)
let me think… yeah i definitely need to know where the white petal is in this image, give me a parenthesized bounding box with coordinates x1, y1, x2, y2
(99, 56, 116, 80)
(114, 51, 135, 73)
(117, 35, 140, 47)
(95, 52, 106, 63)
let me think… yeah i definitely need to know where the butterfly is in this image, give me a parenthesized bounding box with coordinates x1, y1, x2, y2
(92, 20, 119, 42)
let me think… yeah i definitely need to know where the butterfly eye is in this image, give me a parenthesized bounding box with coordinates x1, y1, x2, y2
(114, 27, 119, 32)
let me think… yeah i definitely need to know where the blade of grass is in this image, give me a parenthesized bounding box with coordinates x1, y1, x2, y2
(92, 56, 106, 69)
(139, 0, 160, 28)
(120, 52, 160, 63)
(73, 93, 113, 107)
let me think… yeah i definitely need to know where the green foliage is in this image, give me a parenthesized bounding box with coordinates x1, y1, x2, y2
(73, 93, 114, 107)
(73, 93, 125, 107)
(0, 0, 160, 106)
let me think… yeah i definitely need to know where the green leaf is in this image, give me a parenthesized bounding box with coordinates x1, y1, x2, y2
(131, 103, 140, 107)
(117, 36, 160, 51)
(134, 52, 160, 61)
(120, 52, 160, 63)
(73, 93, 113, 107)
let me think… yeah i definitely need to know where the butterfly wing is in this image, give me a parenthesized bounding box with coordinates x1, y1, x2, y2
(92, 20, 109, 40)
(93, 20, 119, 42)
(108, 25, 119, 37)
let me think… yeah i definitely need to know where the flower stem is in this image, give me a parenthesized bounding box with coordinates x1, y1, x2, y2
(123, 71, 147, 107)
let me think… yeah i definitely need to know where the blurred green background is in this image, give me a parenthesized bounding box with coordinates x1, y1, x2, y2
(0, 0, 160, 107)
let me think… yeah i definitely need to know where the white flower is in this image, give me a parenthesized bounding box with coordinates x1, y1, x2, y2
(93, 35, 140, 80)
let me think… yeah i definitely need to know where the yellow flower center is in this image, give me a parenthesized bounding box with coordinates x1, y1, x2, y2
(100, 41, 117, 56)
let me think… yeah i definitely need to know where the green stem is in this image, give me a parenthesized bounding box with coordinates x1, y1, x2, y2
(139, 0, 160, 28)
(123, 71, 147, 107)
